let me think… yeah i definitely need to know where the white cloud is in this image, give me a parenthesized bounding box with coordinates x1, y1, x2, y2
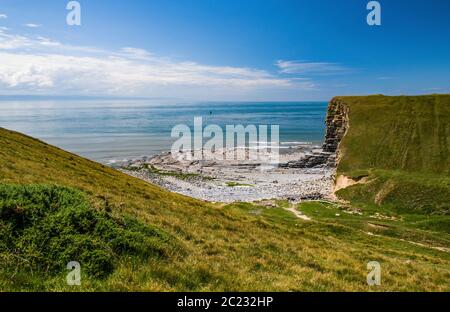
(36, 36, 61, 47)
(0, 31, 33, 49)
(0, 14, 7, 19)
(120, 47, 153, 60)
(276, 60, 348, 75)
(0, 29, 317, 99)
(24, 23, 42, 28)
(0, 29, 336, 99)
(0, 52, 303, 94)
(0, 31, 61, 49)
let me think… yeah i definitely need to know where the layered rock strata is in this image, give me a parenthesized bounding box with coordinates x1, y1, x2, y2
(281, 98, 349, 169)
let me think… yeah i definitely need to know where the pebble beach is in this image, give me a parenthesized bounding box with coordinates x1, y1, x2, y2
(119, 145, 335, 203)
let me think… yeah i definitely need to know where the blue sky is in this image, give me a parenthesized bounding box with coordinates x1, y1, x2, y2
(0, 0, 449, 100)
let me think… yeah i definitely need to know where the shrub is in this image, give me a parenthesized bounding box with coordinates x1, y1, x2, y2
(0, 184, 176, 279)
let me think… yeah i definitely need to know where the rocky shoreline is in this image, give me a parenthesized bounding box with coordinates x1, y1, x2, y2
(118, 145, 336, 203)
(114, 99, 351, 204)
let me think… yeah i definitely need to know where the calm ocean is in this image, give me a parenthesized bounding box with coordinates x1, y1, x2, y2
(0, 99, 328, 164)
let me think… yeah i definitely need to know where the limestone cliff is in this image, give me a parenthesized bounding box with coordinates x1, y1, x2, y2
(322, 98, 349, 167)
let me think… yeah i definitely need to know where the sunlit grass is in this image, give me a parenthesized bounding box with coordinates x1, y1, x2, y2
(334, 95, 450, 214)
(0, 127, 449, 291)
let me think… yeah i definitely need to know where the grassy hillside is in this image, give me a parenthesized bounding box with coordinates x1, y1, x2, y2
(333, 95, 450, 214)
(0, 184, 179, 280)
(0, 127, 449, 291)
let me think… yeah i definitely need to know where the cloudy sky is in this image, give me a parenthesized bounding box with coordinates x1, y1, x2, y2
(0, 0, 449, 100)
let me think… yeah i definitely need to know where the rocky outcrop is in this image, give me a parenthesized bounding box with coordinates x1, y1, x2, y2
(279, 151, 332, 168)
(322, 98, 349, 163)
(281, 98, 349, 169)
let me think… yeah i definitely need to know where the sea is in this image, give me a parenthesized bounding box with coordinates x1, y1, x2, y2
(0, 99, 328, 164)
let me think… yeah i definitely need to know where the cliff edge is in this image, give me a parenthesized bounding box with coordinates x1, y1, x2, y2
(325, 94, 450, 215)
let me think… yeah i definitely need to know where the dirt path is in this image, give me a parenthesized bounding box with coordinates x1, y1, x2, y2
(284, 203, 311, 221)
(365, 231, 449, 253)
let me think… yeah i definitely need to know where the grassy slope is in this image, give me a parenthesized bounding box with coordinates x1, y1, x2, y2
(0, 184, 179, 280)
(334, 95, 450, 214)
(0, 127, 449, 291)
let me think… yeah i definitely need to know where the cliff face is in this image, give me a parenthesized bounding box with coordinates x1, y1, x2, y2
(322, 98, 349, 166)
(329, 94, 450, 215)
(279, 98, 349, 169)
(333, 94, 450, 175)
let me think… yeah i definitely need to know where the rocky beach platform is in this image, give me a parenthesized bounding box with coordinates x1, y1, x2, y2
(118, 145, 336, 203)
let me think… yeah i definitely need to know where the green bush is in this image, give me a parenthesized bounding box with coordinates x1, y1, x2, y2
(0, 184, 176, 279)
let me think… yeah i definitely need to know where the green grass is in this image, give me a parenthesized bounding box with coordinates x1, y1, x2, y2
(337, 169, 450, 215)
(130, 164, 214, 181)
(226, 182, 254, 187)
(0, 184, 179, 288)
(336, 95, 450, 175)
(297, 201, 450, 248)
(0, 127, 449, 291)
(333, 95, 450, 214)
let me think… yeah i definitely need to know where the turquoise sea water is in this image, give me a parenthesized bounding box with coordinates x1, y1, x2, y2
(0, 100, 328, 164)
